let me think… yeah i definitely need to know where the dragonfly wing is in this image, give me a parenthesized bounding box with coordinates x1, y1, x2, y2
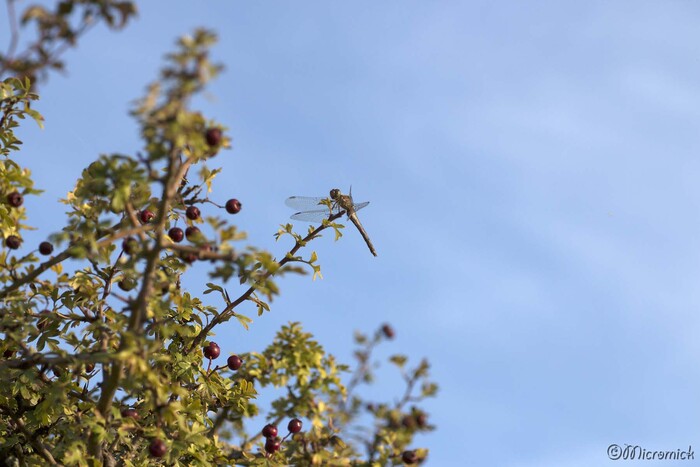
(353, 201, 369, 212)
(285, 196, 326, 210)
(290, 208, 338, 222)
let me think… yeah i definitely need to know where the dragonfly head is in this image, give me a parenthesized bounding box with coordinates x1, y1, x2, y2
(329, 188, 341, 200)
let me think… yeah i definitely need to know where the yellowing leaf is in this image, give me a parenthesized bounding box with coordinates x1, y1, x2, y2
(51, 262, 63, 274)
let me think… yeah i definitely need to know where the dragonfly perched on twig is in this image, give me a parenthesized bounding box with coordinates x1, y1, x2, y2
(285, 188, 377, 257)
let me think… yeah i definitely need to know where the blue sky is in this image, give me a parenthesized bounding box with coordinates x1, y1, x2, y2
(7, 1, 700, 465)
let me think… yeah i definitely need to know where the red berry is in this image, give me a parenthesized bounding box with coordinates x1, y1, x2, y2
(287, 418, 302, 434)
(264, 437, 281, 454)
(38, 241, 53, 255)
(118, 278, 137, 291)
(205, 128, 222, 146)
(416, 413, 427, 428)
(7, 191, 23, 208)
(85, 363, 95, 373)
(227, 354, 243, 371)
(121, 408, 139, 419)
(203, 342, 220, 360)
(149, 438, 167, 457)
(262, 424, 278, 439)
(168, 227, 184, 243)
(381, 324, 395, 339)
(186, 206, 200, 220)
(402, 451, 418, 464)
(5, 235, 21, 250)
(181, 252, 197, 263)
(185, 226, 201, 241)
(225, 199, 242, 214)
(402, 415, 416, 429)
(122, 237, 137, 255)
(139, 209, 155, 224)
(3, 349, 14, 358)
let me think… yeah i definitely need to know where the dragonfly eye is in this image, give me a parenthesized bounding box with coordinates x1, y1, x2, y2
(329, 189, 340, 200)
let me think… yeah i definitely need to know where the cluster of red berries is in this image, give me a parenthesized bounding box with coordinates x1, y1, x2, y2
(115, 341, 243, 459)
(398, 411, 427, 463)
(401, 410, 428, 431)
(138, 200, 240, 228)
(4, 128, 237, 257)
(203, 341, 243, 371)
(3, 191, 23, 250)
(262, 418, 303, 455)
(119, 197, 240, 265)
(2, 190, 55, 253)
(133, 198, 240, 265)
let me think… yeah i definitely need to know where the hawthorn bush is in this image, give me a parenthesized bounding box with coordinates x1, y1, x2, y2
(0, 2, 437, 465)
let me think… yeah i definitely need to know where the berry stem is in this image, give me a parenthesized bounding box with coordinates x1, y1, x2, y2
(187, 197, 224, 209)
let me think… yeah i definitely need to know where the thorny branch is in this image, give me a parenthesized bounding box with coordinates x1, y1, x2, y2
(188, 210, 345, 353)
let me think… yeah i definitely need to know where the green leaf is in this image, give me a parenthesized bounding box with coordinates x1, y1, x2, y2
(389, 354, 407, 368)
(236, 313, 253, 330)
(203, 282, 223, 294)
(25, 108, 44, 128)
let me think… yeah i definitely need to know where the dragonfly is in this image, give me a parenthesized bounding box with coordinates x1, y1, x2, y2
(285, 188, 377, 257)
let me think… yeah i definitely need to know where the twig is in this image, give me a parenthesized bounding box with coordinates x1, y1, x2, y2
(188, 210, 345, 353)
(0, 249, 72, 299)
(342, 331, 381, 411)
(6, 415, 61, 465)
(0, 351, 116, 370)
(4, 0, 19, 63)
(210, 406, 230, 435)
(163, 242, 236, 261)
